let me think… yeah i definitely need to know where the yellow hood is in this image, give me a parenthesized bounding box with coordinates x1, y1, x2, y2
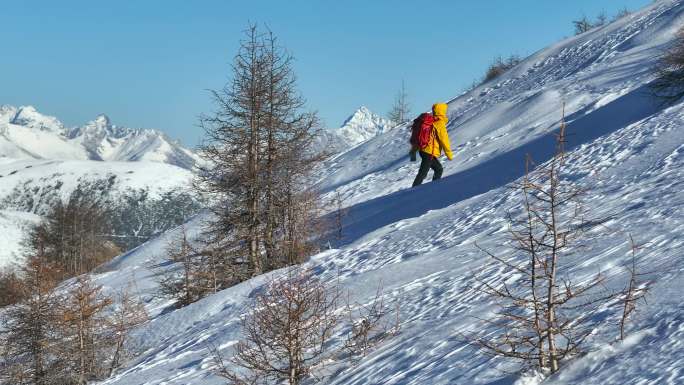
(432, 103, 448, 118)
(419, 102, 452, 160)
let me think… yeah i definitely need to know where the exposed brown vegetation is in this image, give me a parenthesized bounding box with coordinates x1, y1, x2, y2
(619, 235, 652, 341)
(26, 189, 120, 280)
(212, 268, 399, 384)
(0, 245, 61, 384)
(652, 28, 684, 104)
(0, 268, 25, 307)
(213, 269, 342, 385)
(56, 275, 114, 383)
(106, 285, 149, 376)
(483, 55, 521, 84)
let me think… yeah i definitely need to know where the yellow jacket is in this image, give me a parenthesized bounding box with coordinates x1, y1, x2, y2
(420, 103, 453, 160)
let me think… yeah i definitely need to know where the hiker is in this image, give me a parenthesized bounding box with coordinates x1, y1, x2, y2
(409, 103, 453, 187)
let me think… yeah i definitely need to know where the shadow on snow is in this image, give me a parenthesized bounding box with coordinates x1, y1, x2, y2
(333, 83, 663, 246)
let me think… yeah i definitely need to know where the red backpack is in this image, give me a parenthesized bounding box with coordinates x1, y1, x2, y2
(410, 113, 435, 149)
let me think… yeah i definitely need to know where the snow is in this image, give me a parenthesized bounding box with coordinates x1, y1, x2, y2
(0, 107, 200, 269)
(0, 210, 41, 268)
(0, 105, 200, 169)
(6, 0, 684, 384)
(0, 159, 194, 269)
(314, 106, 396, 154)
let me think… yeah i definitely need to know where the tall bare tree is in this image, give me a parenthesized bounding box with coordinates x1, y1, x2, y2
(260, 31, 322, 270)
(196, 24, 322, 282)
(197, 25, 267, 277)
(388, 80, 410, 124)
(472, 106, 618, 373)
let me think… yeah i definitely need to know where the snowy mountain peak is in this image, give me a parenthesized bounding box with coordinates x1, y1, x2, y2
(4, 105, 64, 133)
(93, 113, 112, 128)
(73, 113, 131, 139)
(342, 105, 392, 130)
(313, 106, 396, 155)
(0, 105, 200, 169)
(337, 106, 395, 146)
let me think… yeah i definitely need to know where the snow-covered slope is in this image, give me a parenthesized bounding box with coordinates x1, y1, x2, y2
(0, 107, 200, 268)
(315, 106, 395, 154)
(0, 105, 200, 169)
(0, 158, 194, 268)
(23, 1, 684, 384)
(0, 210, 41, 270)
(0, 158, 194, 209)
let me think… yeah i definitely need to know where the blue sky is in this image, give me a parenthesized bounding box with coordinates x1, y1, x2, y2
(1, 0, 651, 147)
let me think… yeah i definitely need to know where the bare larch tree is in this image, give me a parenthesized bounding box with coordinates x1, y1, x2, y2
(105, 285, 149, 376)
(388, 80, 410, 125)
(473, 105, 619, 373)
(0, 249, 61, 385)
(213, 268, 342, 385)
(57, 275, 114, 383)
(26, 188, 119, 280)
(573, 15, 593, 35)
(157, 226, 211, 308)
(196, 24, 321, 283)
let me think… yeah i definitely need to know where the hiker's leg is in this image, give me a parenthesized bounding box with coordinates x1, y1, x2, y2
(431, 157, 443, 181)
(412, 152, 431, 187)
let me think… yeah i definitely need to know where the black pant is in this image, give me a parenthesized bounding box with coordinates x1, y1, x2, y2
(412, 151, 443, 187)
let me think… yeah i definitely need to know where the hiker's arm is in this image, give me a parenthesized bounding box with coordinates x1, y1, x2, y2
(436, 127, 454, 160)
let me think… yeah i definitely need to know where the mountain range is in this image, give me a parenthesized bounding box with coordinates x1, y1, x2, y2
(0, 104, 393, 168)
(0, 105, 201, 169)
